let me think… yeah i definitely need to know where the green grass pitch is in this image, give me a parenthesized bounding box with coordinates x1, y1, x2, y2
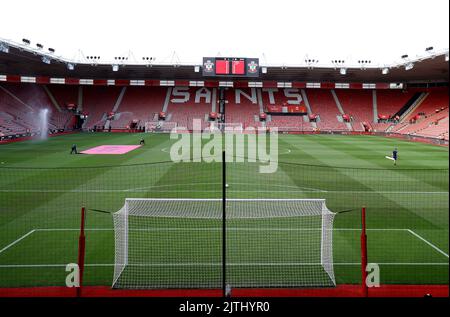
(0, 132, 448, 288)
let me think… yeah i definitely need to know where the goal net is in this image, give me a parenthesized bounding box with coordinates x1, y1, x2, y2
(112, 198, 336, 289)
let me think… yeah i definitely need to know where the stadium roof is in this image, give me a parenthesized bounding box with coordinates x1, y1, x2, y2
(1, 40, 448, 84)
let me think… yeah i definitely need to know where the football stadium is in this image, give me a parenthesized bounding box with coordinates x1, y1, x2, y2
(0, 0, 448, 300)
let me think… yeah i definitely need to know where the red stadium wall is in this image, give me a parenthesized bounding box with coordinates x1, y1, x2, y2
(0, 284, 447, 297)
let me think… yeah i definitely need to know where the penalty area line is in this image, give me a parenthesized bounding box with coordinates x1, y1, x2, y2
(0, 189, 447, 194)
(407, 229, 449, 258)
(0, 230, 36, 255)
(0, 262, 448, 268)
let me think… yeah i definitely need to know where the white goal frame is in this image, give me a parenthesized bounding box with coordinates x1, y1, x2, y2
(112, 198, 336, 289)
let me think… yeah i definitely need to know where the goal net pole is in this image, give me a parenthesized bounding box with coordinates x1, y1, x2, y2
(222, 150, 226, 298)
(112, 204, 129, 288)
(76, 206, 86, 297)
(360, 206, 368, 297)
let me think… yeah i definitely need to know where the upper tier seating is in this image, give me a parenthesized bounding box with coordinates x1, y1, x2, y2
(305, 89, 347, 130)
(260, 88, 313, 130)
(166, 87, 213, 130)
(391, 90, 449, 136)
(0, 83, 72, 135)
(0, 84, 446, 141)
(83, 86, 122, 129)
(224, 88, 261, 129)
(404, 89, 449, 122)
(110, 87, 167, 129)
(335, 89, 373, 129)
(377, 90, 415, 119)
(415, 114, 449, 139)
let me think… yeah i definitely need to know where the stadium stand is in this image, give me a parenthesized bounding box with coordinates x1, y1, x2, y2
(45, 85, 79, 128)
(0, 84, 447, 140)
(334, 89, 373, 131)
(82, 86, 123, 129)
(46, 85, 79, 110)
(377, 90, 416, 120)
(266, 116, 313, 131)
(391, 89, 449, 137)
(261, 88, 314, 131)
(224, 88, 262, 129)
(403, 89, 448, 121)
(0, 83, 71, 135)
(166, 87, 213, 130)
(110, 87, 167, 129)
(371, 90, 416, 132)
(305, 89, 348, 131)
(415, 114, 449, 139)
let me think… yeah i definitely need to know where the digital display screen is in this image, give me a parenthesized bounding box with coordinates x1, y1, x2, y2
(215, 58, 245, 75)
(231, 60, 245, 75)
(215, 59, 230, 75)
(202, 57, 260, 77)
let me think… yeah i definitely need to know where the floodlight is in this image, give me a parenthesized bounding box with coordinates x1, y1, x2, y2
(405, 62, 414, 71)
(67, 63, 75, 70)
(112, 64, 119, 72)
(0, 42, 9, 53)
(41, 56, 51, 64)
(382, 68, 389, 75)
(340, 68, 347, 75)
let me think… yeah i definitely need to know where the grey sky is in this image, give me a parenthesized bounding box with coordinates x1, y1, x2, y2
(1, 0, 448, 66)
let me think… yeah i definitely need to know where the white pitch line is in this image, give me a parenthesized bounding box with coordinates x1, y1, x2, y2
(0, 189, 446, 194)
(35, 228, 112, 232)
(0, 227, 410, 258)
(333, 262, 449, 266)
(127, 182, 326, 193)
(229, 191, 447, 194)
(0, 230, 35, 254)
(407, 229, 449, 258)
(2, 228, 447, 265)
(161, 147, 293, 155)
(0, 189, 326, 193)
(0, 262, 447, 268)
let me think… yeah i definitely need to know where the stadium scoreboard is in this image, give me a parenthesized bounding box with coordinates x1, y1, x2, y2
(202, 57, 260, 77)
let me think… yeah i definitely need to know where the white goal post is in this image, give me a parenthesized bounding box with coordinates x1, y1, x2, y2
(112, 198, 336, 289)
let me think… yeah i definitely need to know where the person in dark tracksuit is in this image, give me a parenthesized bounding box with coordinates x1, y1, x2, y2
(70, 144, 78, 154)
(392, 147, 398, 166)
